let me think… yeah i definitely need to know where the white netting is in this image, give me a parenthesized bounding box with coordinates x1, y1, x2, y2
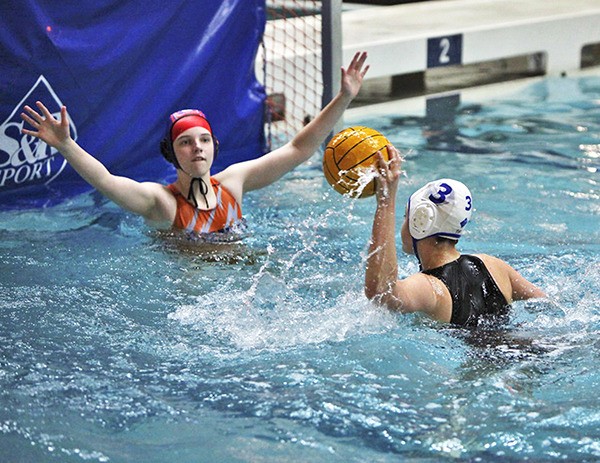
(259, 1, 323, 150)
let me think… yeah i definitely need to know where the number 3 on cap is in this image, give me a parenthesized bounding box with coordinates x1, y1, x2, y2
(429, 183, 452, 204)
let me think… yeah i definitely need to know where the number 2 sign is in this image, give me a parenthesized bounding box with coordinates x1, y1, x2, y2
(427, 34, 463, 68)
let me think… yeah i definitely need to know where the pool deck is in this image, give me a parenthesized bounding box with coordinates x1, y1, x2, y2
(262, 0, 600, 131)
(342, 0, 600, 77)
(346, 65, 600, 122)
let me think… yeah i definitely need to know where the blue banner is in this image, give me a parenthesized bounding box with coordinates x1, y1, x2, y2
(0, 0, 266, 208)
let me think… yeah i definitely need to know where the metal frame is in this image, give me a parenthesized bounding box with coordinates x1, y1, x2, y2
(321, 0, 343, 138)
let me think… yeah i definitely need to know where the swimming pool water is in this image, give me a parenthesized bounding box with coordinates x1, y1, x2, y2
(1, 74, 599, 462)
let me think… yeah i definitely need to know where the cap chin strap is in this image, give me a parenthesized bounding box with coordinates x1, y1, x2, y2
(407, 199, 424, 271)
(187, 176, 209, 209)
(412, 237, 423, 271)
(170, 150, 210, 209)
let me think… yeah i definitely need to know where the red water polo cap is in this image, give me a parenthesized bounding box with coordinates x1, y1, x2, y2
(169, 109, 212, 142)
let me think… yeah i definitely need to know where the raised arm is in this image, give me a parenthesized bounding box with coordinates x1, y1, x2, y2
(218, 51, 370, 195)
(21, 102, 173, 222)
(364, 147, 402, 304)
(364, 146, 438, 315)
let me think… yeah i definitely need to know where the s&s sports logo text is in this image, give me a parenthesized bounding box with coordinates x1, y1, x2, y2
(0, 76, 77, 190)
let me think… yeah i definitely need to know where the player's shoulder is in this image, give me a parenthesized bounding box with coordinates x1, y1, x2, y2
(474, 253, 517, 277)
(472, 253, 509, 269)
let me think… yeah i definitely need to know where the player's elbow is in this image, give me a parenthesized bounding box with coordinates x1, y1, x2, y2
(364, 275, 386, 302)
(364, 282, 399, 310)
(516, 286, 547, 301)
(364, 283, 379, 302)
(532, 287, 547, 299)
(511, 275, 547, 301)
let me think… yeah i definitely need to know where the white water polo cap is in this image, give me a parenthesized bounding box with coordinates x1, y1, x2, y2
(407, 178, 473, 240)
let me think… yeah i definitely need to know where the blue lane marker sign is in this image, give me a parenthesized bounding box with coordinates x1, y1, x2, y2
(427, 34, 463, 68)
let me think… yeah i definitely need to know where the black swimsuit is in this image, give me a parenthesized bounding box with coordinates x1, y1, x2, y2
(422, 254, 510, 327)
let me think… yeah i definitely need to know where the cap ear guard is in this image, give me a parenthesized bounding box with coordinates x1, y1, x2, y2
(160, 136, 178, 166)
(213, 137, 220, 158)
(410, 202, 438, 240)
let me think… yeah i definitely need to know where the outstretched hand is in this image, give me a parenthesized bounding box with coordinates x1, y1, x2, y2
(374, 144, 402, 202)
(21, 101, 72, 150)
(341, 51, 370, 99)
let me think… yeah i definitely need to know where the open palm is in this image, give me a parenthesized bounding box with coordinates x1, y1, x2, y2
(21, 101, 71, 150)
(341, 51, 370, 99)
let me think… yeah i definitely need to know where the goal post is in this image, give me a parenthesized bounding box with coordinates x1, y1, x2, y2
(321, 0, 343, 113)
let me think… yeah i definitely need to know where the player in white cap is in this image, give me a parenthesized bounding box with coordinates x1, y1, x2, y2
(364, 145, 546, 327)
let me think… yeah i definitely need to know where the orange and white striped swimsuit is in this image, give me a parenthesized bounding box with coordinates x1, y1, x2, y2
(167, 178, 243, 235)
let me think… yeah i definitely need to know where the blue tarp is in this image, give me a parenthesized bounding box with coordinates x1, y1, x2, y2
(0, 0, 266, 208)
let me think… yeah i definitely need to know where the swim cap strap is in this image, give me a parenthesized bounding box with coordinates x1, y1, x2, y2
(188, 177, 210, 209)
(412, 237, 423, 271)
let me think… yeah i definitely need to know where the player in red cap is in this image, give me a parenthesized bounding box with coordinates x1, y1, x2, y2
(21, 52, 370, 240)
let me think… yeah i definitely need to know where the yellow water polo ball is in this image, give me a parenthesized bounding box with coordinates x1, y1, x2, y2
(322, 126, 390, 198)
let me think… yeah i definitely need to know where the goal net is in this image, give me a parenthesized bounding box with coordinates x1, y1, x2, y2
(259, 1, 326, 151)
